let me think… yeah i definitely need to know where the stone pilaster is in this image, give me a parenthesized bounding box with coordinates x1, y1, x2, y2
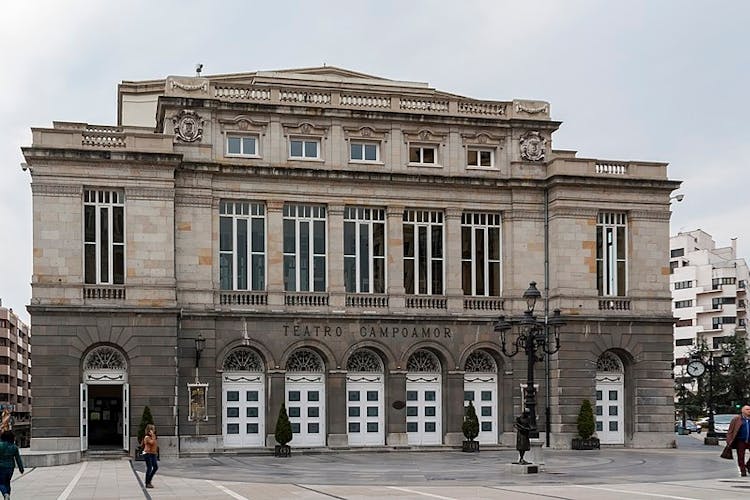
(445, 208, 464, 313)
(386, 206, 405, 312)
(327, 205, 346, 309)
(386, 370, 408, 445)
(266, 200, 285, 308)
(326, 370, 348, 446)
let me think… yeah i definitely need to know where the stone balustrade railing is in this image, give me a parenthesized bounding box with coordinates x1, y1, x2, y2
(164, 76, 548, 120)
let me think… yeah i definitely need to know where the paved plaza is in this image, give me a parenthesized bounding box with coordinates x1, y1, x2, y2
(9, 435, 750, 499)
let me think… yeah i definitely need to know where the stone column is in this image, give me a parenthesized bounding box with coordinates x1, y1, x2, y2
(445, 208, 464, 313)
(386, 206, 405, 312)
(267, 370, 285, 445)
(327, 204, 346, 309)
(444, 370, 465, 445)
(386, 370, 408, 445)
(326, 370, 348, 447)
(266, 200, 285, 308)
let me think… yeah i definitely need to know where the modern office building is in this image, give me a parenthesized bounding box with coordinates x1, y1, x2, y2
(0, 301, 32, 447)
(21, 66, 679, 462)
(670, 230, 749, 381)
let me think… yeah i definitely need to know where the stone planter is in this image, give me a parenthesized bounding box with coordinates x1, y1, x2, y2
(462, 440, 479, 452)
(571, 437, 600, 450)
(274, 444, 291, 457)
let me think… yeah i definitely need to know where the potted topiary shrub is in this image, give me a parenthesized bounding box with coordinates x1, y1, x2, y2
(462, 401, 480, 452)
(274, 402, 292, 457)
(572, 399, 600, 450)
(135, 405, 154, 461)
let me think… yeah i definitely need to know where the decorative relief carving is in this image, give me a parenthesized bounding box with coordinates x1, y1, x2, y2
(628, 210, 671, 221)
(286, 348, 324, 372)
(84, 346, 127, 371)
(402, 128, 447, 144)
(460, 131, 504, 147)
(125, 188, 175, 200)
(520, 131, 546, 162)
(170, 79, 208, 93)
(548, 207, 599, 219)
(31, 184, 82, 197)
(282, 121, 328, 138)
(172, 110, 205, 143)
(218, 116, 269, 134)
(175, 194, 213, 207)
(342, 125, 389, 141)
(516, 103, 549, 114)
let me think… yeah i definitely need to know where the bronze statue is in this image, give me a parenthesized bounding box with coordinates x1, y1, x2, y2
(514, 410, 531, 464)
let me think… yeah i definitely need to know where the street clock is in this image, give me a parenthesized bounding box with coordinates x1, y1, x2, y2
(686, 359, 706, 377)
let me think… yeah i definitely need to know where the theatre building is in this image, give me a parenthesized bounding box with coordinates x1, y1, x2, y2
(21, 66, 679, 461)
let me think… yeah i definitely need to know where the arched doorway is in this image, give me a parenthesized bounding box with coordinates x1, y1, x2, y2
(81, 345, 129, 452)
(285, 348, 326, 447)
(221, 347, 266, 448)
(406, 349, 442, 445)
(463, 350, 498, 444)
(596, 351, 625, 444)
(346, 348, 385, 446)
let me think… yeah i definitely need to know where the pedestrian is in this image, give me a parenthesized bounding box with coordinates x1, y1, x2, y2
(725, 405, 750, 477)
(514, 410, 531, 465)
(0, 430, 24, 499)
(142, 424, 159, 488)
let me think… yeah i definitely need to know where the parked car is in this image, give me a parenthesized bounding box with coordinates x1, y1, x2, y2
(696, 416, 710, 428)
(713, 414, 734, 438)
(675, 420, 701, 434)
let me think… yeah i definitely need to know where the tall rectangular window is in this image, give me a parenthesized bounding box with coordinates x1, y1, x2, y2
(219, 201, 266, 290)
(84, 189, 124, 285)
(344, 207, 386, 293)
(283, 204, 327, 292)
(596, 212, 627, 296)
(403, 210, 443, 295)
(461, 212, 501, 296)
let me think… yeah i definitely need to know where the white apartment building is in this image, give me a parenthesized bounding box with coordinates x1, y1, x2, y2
(670, 230, 749, 381)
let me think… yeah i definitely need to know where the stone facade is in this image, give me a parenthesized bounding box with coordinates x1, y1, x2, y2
(22, 66, 680, 457)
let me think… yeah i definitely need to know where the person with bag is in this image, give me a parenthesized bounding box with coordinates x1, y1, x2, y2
(142, 424, 159, 488)
(0, 430, 24, 499)
(723, 405, 750, 477)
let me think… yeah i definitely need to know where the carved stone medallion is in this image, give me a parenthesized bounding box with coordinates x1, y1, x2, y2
(520, 131, 546, 162)
(172, 110, 205, 143)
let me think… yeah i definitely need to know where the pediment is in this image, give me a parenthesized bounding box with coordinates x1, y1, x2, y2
(274, 66, 391, 81)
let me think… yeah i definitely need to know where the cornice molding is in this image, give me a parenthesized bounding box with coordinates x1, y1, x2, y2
(549, 207, 598, 219)
(219, 115, 270, 134)
(402, 128, 448, 144)
(460, 131, 505, 147)
(505, 209, 544, 221)
(342, 125, 390, 141)
(281, 121, 329, 138)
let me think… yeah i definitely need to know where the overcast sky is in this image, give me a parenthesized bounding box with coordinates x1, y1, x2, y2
(1, 0, 748, 323)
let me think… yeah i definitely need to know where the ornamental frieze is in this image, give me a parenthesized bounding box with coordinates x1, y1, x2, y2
(31, 183, 82, 197)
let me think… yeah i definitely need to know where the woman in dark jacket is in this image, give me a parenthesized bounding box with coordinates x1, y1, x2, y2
(0, 430, 24, 499)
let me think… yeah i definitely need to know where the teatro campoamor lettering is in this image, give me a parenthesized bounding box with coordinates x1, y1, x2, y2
(282, 323, 452, 339)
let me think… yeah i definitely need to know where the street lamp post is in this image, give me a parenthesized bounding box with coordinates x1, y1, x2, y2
(494, 282, 565, 440)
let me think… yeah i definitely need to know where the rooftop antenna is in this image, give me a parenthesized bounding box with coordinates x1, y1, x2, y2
(195, 63, 203, 77)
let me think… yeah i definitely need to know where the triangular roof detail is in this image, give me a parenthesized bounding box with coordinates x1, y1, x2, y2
(273, 66, 391, 81)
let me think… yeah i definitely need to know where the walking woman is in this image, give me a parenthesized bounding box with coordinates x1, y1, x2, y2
(0, 431, 24, 499)
(142, 424, 159, 488)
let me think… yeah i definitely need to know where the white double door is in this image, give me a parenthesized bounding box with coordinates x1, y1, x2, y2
(222, 374, 265, 447)
(286, 374, 326, 447)
(406, 375, 442, 445)
(596, 376, 624, 444)
(463, 375, 498, 444)
(346, 375, 385, 446)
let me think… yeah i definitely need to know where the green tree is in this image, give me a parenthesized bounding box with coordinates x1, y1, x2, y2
(577, 399, 595, 440)
(462, 401, 479, 441)
(274, 403, 292, 446)
(137, 406, 154, 445)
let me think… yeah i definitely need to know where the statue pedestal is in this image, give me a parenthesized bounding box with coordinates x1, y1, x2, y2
(529, 438, 545, 467)
(508, 463, 539, 474)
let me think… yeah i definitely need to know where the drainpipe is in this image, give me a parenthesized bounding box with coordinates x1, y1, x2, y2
(544, 187, 551, 448)
(176, 308, 182, 454)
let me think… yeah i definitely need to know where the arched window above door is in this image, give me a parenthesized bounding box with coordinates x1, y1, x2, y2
(597, 351, 624, 373)
(223, 347, 264, 371)
(83, 346, 127, 371)
(347, 349, 384, 372)
(464, 350, 497, 372)
(286, 348, 324, 372)
(407, 349, 440, 372)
